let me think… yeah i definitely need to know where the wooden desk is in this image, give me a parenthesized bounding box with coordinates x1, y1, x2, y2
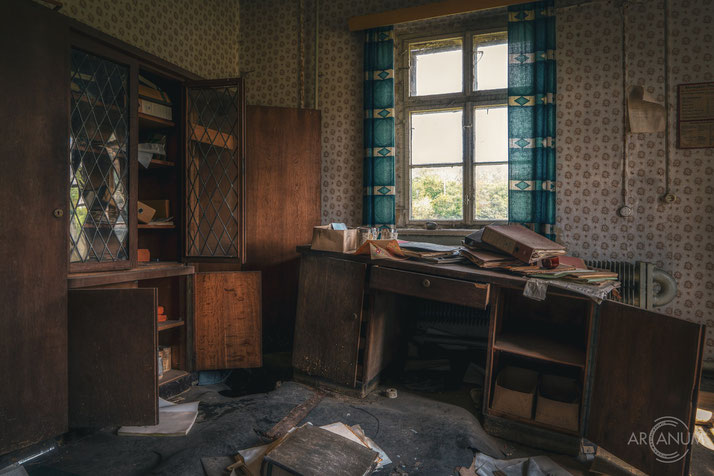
(292, 246, 704, 476)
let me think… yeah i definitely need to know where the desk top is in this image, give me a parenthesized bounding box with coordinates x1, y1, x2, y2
(297, 245, 530, 289)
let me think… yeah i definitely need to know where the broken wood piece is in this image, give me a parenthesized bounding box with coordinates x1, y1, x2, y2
(261, 390, 324, 440)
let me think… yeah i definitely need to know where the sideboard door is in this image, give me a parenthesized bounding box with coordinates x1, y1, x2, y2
(0, 0, 69, 453)
(586, 301, 704, 476)
(292, 255, 367, 388)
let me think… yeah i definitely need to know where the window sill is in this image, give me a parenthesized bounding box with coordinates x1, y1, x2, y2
(397, 228, 475, 237)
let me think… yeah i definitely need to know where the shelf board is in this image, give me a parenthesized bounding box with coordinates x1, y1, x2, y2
(487, 408, 580, 436)
(493, 333, 586, 368)
(144, 158, 175, 168)
(190, 124, 236, 150)
(158, 320, 185, 332)
(68, 261, 194, 288)
(139, 112, 175, 129)
(158, 369, 189, 386)
(138, 223, 175, 229)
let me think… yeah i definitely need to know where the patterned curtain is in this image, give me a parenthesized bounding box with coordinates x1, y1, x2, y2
(508, 0, 557, 240)
(363, 27, 395, 227)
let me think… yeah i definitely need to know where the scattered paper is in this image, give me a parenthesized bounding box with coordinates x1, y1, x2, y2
(118, 398, 198, 437)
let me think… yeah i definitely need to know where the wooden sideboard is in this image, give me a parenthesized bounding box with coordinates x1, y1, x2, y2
(292, 247, 704, 476)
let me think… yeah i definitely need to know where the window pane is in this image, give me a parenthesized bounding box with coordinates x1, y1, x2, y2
(410, 38, 462, 96)
(411, 166, 463, 220)
(474, 164, 508, 221)
(411, 110, 463, 165)
(474, 36, 507, 91)
(474, 106, 507, 163)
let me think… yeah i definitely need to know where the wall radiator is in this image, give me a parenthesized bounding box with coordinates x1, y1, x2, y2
(585, 260, 677, 309)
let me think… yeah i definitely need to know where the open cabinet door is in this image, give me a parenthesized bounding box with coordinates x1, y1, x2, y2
(194, 272, 262, 369)
(68, 288, 158, 427)
(184, 79, 245, 262)
(586, 301, 704, 476)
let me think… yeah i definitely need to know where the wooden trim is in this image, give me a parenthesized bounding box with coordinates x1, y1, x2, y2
(348, 0, 524, 31)
(68, 262, 195, 288)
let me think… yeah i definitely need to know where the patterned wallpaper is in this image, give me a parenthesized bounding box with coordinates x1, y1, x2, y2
(56, 0, 240, 78)
(240, 0, 714, 361)
(558, 0, 714, 359)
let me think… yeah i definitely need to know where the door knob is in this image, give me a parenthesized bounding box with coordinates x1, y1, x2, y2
(53, 208, 64, 218)
(422, 279, 431, 288)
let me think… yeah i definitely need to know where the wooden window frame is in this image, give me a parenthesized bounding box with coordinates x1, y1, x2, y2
(401, 29, 508, 228)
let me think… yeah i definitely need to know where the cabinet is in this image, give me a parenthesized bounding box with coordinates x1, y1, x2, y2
(292, 249, 704, 476)
(0, 0, 263, 454)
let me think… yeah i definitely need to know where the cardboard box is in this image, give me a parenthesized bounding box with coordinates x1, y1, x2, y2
(491, 366, 537, 419)
(141, 199, 170, 219)
(535, 374, 580, 432)
(310, 225, 358, 253)
(158, 346, 171, 373)
(137, 201, 156, 224)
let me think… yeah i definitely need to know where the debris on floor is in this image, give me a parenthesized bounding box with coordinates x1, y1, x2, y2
(455, 453, 572, 476)
(117, 397, 199, 437)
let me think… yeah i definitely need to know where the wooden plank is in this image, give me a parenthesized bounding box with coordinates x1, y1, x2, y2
(262, 391, 324, 440)
(348, 0, 524, 31)
(0, 0, 69, 454)
(370, 266, 490, 309)
(68, 288, 158, 427)
(244, 106, 322, 349)
(292, 256, 367, 388)
(158, 320, 185, 331)
(194, 271, 262, 369)
(587, 301, 704, 476)
(68, 262, 195, 288)
(493, 334, 586, 368)
(158, 369, 189, 386)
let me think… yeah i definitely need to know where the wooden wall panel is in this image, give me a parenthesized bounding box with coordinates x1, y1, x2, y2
(244, 106, 321, 351)
(0, 0, 69, 453)
(194, 272, 262, 369)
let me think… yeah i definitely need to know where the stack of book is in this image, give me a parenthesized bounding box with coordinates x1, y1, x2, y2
(138, 75, 173, 121)
(398, 241, 464, 264)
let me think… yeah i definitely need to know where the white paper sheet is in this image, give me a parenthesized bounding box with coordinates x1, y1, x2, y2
(118, 398, 199, 437)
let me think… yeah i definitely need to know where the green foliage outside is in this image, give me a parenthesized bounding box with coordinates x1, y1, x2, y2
(411, 171, 507, 221)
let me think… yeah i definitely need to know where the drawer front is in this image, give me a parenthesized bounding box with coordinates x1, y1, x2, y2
(369, 266, 490, 309)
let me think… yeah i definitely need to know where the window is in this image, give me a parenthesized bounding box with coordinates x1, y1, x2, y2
(405, 31, 508, 225)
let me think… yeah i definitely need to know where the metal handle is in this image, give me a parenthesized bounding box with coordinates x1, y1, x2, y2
(422, 279, 431, 288)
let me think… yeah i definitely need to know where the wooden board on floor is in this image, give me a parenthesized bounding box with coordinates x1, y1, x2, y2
(68, 288, 158, 427)
(0, 0, 69, 453)
(194, 272, 262, 369)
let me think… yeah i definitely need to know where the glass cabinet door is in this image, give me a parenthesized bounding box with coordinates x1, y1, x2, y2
(185, 80, 244, 260)
(69, 48, 130, 267)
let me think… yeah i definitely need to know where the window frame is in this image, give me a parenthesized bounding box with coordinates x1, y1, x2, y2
(402, 29, 509, 228)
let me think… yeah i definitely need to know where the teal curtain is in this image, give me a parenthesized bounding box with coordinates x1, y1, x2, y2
(363, 27, 395, 227)
(508, 1, 557, 240)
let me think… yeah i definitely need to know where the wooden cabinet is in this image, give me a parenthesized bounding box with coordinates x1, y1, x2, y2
(293, 250, 704, 476)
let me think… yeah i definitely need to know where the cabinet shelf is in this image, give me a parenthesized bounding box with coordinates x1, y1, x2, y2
(493, 333, 586, 368)
(191, 124, 236, 150)
(138, 223, 175, 229)
(158, 320, 184, 332)
(143, 158, 175, 168)
(139, 112, 175, 129)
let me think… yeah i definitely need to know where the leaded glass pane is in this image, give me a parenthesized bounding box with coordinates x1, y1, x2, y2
(69, 49, 129, 263)
(186, 85, 241, 258)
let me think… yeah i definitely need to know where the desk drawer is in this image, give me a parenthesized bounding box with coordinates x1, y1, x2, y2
(369, 267, 490, 309)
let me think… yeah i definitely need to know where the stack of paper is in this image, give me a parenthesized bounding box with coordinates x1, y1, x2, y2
(118, 398, 198, 437)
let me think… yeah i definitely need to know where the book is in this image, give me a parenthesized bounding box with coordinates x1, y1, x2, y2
(138, 98, 173, 121)
(460, 248, 522, 268)
(262, 424, 379, 476)
(463, 229, 504, 253)
(481, 224, 566, 263)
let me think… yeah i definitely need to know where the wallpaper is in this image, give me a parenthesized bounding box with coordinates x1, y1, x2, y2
(56, 0, 240, 78)
(240, 0, 714, 361)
